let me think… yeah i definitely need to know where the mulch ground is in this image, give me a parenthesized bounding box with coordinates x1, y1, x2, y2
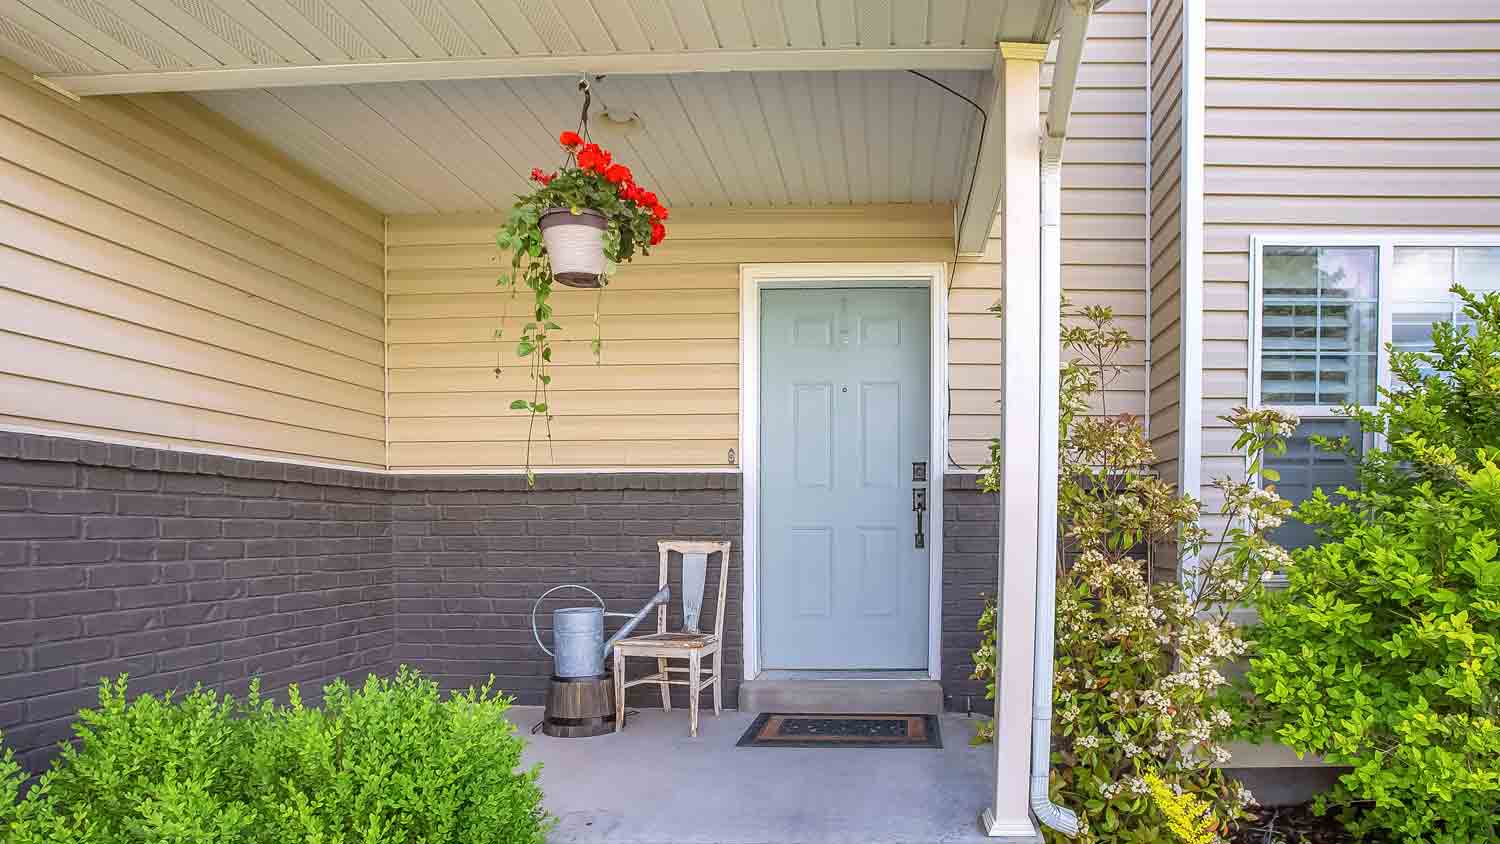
(1231, 804, 1358, 844)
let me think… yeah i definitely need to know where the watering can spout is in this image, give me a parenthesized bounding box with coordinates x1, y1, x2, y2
(601, 586, 671, 659)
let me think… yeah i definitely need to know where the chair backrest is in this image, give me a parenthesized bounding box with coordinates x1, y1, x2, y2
(657, 540, 732, 638)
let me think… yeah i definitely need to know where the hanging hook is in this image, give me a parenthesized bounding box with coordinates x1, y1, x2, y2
(559, 76, 594, 169)
(576, 76, 592, 141)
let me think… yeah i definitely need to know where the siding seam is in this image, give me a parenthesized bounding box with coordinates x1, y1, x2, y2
(1143, 0, 1154, 438)
(1178, 0, 1205, 566)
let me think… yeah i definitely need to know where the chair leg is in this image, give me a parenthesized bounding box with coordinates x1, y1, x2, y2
(688, 649, 701, 738)
(654, 656, 672, 710)
(614, 648, 625, 733)
(712, 649, 722, 716)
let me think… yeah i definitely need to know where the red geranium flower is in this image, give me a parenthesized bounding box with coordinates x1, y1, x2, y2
(650, 221, 666, 246)
(529, 167, 555, 185)
(651, 204, 669, 221)
(559, 131, 583, 148)
(640, 190, 658, 208)
(576, 143, 612, 172)
(604, 164, 632, 184)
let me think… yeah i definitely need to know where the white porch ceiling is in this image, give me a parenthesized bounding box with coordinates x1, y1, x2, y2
(193, 70, 982, 214)
(0, 0, 1063, 93)
(0, 0, 1092, 231)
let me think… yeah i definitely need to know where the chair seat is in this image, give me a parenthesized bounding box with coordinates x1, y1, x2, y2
(615, 632, 718, 649)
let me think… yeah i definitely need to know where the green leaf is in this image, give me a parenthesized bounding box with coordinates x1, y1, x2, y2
(509, 399, 528, 410)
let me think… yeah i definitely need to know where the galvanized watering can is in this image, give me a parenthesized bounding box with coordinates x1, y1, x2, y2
(531, 584, 671, 679)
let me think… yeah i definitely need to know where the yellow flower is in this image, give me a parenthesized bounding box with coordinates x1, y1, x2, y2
(1143, 773, 1219, 844)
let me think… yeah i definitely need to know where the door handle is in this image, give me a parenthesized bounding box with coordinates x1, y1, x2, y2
(912, 488, 927, 549)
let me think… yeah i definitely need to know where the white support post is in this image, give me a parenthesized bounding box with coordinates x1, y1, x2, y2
(981, 41, 1046, 842)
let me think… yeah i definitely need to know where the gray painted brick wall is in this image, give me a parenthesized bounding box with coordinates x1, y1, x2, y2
(385, 473, 744, 710)
(0, 433, 396, 770)
(942, 474, 998, 713)
(0, 432, 996, 768)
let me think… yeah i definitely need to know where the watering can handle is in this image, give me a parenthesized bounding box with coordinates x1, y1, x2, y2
(530, 584, 605, 658)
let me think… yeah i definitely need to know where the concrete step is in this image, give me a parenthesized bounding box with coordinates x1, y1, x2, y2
(738, 674, 944, 714)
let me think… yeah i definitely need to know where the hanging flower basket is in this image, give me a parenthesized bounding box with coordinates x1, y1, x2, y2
(494, 102, 670, 485)
(538, 207, 607, 287)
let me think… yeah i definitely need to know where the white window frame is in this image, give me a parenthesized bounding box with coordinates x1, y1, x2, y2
(1250, 233, 1500, 416)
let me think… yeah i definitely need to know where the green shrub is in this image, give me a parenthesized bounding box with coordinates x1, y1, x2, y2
(973, 304, 1292, 842)
(0, 745, 24, 833)
(1244, 287, 1500, 844)
(0, 668, 549, 844)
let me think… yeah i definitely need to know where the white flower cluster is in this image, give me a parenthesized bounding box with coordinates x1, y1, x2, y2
(1260, 544, 1294, 571)
(1140, 689, 1173, 717)
(1180, 621, 1248, 663)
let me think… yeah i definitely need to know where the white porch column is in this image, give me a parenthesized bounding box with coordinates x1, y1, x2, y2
(982, 40, 1047, 842)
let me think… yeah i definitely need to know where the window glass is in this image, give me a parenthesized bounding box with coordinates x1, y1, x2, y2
(1260, 246, 1379, 406)
(1392, 246, 1500, 366)
(1264, 418, 1364, 551)
(1393, 247, 1454, 301)
(1458, 247, 1500, 292)
(1259, 240, 1496, 558)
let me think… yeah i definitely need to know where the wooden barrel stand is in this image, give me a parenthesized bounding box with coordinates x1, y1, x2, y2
(541, 674, 616, 737)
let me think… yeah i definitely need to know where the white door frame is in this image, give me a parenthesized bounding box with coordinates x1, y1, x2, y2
(738, 262, 949, 682)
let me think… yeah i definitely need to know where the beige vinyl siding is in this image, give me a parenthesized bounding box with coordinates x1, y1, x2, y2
(1202, 1, 1500, 504)
(950, 0, 1152, 470)
(1148, 0, 1185, 487)
(1061, 0, 1150, 430)
(0, 58, 387, 467)
(385, 206, 955, 471)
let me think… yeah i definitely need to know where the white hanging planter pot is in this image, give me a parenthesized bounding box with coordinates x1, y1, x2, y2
(539, 207, 607, 288)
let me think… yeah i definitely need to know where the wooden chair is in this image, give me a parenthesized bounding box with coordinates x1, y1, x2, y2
(612, 540, 731, 737)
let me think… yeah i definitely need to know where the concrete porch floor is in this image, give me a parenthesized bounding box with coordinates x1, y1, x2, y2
(510, 705, 1002, 844)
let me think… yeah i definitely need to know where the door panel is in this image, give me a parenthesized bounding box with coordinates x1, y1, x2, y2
(760, 287, 930, 670)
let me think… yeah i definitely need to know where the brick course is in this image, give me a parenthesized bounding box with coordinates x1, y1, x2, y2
(0, 432, 998, 768)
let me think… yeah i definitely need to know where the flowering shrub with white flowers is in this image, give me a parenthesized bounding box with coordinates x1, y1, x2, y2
(973, 304, 1296, 843)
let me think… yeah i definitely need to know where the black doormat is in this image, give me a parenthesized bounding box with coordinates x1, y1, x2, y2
(736, 713, 942, 748)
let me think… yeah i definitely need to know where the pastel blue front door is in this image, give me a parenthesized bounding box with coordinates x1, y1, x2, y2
(759, 287, 930, 670)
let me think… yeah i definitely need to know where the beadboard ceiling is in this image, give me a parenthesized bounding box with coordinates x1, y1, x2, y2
(0, 0, 1073, 213)
(1, 0, 1059, 79)
(192, 70, 982, 214)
